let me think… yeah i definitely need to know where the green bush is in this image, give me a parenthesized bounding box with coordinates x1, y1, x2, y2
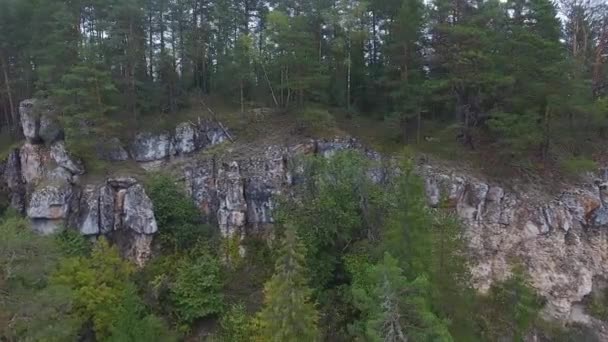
(169, 248, 224, 325)
(146, 174, 213, 252)
(219, 303, 251, 342)
(55, 229, 91, 256)
(559, 157, 597, 177)
(296, 107, 336, 136)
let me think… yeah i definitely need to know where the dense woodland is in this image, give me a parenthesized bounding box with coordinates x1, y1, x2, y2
(3, 0, 608, 341)
(0, 0, 608, 164)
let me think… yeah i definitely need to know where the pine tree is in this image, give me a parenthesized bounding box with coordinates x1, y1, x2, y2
(350, 253, 453, 342)
(257, 226, 319, 342)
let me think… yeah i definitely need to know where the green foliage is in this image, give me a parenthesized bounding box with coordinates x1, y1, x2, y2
(146, 174, 212, 252)
(477, 265, 546, 341)
(559, 157, 597, 177)
(106, 286, 177, 342)
(257, 226, 319, 342)
(169, 247, 224, 325)
(219, 303, 252, 342)
(55, 229, 91, 257)
(350, 253, 452, 341)
(0, 214, 80, 341)
(278, 150, 381, 291)
(296, 107, 336, 136)
(52, 238, 135, 338)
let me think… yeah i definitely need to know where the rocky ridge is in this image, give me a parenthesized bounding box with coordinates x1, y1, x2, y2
(3, 99, 608, 327)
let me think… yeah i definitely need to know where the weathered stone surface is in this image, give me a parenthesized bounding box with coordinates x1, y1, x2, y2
(420, 164, 608, 323)
(216, 161, 246, 236)
(19, 143, 49, 184)
(174, 122, 198, 154)
(19, 99, 62, 144)
(123, 184, 157, 234)
(130, 132, 175, 162)
(96, 137, 129, 161)
(50, 141, 84, 175)
(31, 218, 63, 235)
(19, 99, 38, 142)
(107, 176, 138, 189)
(79, 185, 100, 235)
(183, 159, 217, 217)
(27, 181, 73, 219)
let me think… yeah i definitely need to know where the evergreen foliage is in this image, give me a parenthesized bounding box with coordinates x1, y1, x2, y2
(257, 226, 319, 342)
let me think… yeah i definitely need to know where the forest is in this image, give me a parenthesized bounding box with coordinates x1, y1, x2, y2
(2, 0, 608, 340)
(0, 0, 607, 165)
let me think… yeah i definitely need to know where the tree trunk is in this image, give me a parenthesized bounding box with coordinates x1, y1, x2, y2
(0, 53, 16, 131)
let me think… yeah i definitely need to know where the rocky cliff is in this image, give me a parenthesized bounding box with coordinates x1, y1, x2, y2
(3, 99, 608, 329)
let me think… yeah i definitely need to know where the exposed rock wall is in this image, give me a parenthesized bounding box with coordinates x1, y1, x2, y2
(6, 98, 608, 327)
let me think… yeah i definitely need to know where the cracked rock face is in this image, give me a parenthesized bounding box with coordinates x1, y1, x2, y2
(123, 184, 158, 235)
(11, 97, 608, 325)
(421, 165, 608, 322)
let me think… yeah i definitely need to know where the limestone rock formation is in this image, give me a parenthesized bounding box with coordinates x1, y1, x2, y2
(19, 99, 62, 144)
(9, 97, 608, 329)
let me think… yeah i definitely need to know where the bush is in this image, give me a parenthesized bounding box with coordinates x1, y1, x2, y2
(219, 303, 251, 342)
(55, 229, 91, 256)
(296, 107, 336, 136)
(169, 248, 224, 325)
(559, 157, 597, 177)
(146, 174, 213, 252)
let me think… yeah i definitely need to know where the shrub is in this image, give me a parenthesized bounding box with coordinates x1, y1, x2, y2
(52, 238, 135, 338)
(169, 248, 224, 324)
(296, 107, 336, 136)
(219, 303, 251, 342)
(146, 174, 213, 252)
(55, 229, 91, 256)
(559, 157, 597, 177)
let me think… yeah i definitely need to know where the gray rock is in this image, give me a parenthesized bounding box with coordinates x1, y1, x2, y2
(96, 138, 129, 161)
(316, 137, 360, 158)
(47, 167, 73, 183)
(19, 143, 48, 184)
(123, 184, 157, 234)
(27, 181, 73, 220)
(217, 161, 246, 237)
(19, 99, 39, 143)
(107, 176, 138, 189)
(79, 185, 100, 235)
(99, 184, 115, 233)
(174, 122, 197, 154)
(183, 159, 217, 218)
(130, 132, 176, 162)
(50, 141, 84, 175)
(31, 218, 63, 235)
(19, 99, 62, 144)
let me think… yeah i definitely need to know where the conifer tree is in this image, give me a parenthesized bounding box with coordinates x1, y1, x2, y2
(257, 226, 319, 342)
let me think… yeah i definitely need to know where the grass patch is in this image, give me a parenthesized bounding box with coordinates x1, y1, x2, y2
(559, 157, 597, 178)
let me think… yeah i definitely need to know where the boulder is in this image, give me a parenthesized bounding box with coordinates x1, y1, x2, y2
(50, 141, 84, 175)
(27, 181, 73, 220)
(174, 122, 198, 154)
(96, 137, 129, 161)
(123, 184, 157, 234)
(19, 99, 62, 144)
(130, 132, 175, 162)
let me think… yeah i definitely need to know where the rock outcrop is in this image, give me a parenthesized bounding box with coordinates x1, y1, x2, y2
(7, 98, 608, 329)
